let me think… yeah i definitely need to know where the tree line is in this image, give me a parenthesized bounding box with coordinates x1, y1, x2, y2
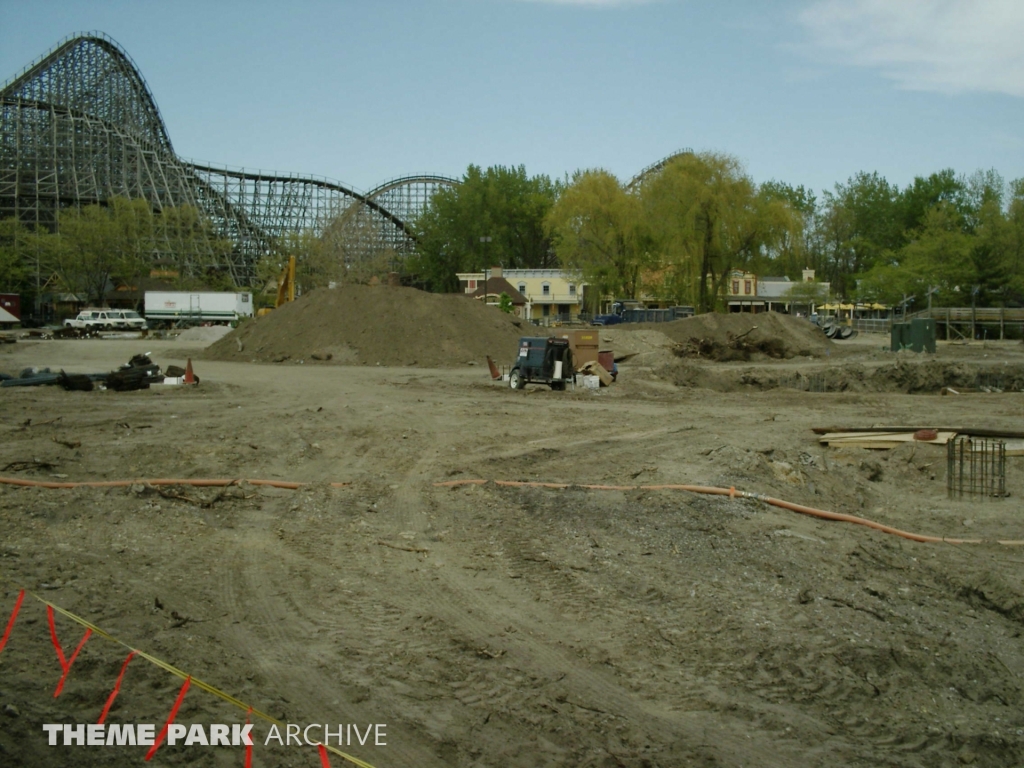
(409, 155, 1024, 313)
(0, 198, 234, 311)
(3, 157, 1021, 317)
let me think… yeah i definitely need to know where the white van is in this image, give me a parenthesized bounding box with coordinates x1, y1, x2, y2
(64, 309, 147, 331)
(108, 310, 148, 330)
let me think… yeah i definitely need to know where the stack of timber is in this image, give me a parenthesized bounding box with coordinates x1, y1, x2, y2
(817, 430, 956, 449)
(813, 426, 1024, 455)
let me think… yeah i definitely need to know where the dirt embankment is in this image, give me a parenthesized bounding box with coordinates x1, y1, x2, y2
(658, 358, 1024, 394)
(630, 311, 834, 360)
(1, 340, 1024, 767)
(203, 284, 528, 368)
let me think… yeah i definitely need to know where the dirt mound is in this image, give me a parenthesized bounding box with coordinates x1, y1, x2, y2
(202, 284, 528, 367)
(630, 311, 833, 360)
(594, 327, 677, 368)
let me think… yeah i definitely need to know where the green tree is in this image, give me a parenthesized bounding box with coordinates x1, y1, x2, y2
(0, 218, 32, 296)
(858, 203, 974, 306)
(1004, 178, 1024, 303)
(642, 152, 798, 312)
(410, 165, 560, 292)
(109, 197, 157, 303)
(758, 180, 818, 278)
(784, 280, 829, 305)
(155, 204, 235, 285)
(899, 169, 971, 234)
(498, 292, 513, 313)
(819, 171, 903, 298)
(40, 204, 125, 305)
(546, 169, 650, 308)
(26, 198, 237, 305)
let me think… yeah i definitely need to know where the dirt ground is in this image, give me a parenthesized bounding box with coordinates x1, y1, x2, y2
(1, 331, 1024, 767)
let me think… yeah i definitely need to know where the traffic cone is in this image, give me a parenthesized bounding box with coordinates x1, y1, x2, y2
(486, 355, 501, 380)
(183, 358, 197, 385)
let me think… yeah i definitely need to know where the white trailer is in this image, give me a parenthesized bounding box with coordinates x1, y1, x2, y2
(144, 291, 253, 325)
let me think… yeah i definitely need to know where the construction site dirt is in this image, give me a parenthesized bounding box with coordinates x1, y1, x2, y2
(1, 329, 1024, 768)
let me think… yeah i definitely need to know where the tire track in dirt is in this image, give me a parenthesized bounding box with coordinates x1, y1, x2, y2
(465, 483, 885, 758)
(216, 500, 449, 768)
(350, 435, 816, 765)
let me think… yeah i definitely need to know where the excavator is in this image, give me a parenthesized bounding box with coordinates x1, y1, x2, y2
(256, 255, 296, 317)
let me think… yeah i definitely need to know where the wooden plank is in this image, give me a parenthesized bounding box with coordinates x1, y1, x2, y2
(821, 431, 957, 448)
(813, 426, 1024, 439)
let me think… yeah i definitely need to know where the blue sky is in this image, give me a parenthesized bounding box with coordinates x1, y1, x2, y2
(2, 0, 1022, 198)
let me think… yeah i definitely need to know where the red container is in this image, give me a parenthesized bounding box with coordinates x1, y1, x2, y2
(0, 294, 20, 320)
(598, 350, 614, 372)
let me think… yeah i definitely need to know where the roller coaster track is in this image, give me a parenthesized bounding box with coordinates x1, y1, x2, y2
(2, 32, 690, 288)
(0, 33, 457, 285)
(626, 147, 694, 190)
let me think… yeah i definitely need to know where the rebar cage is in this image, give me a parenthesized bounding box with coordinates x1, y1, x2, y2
(947, 436, 1008, 499)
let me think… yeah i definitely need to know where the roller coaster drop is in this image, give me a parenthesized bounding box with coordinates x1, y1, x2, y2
(0, 33, 456, 286)
(1, 33, 693, 289)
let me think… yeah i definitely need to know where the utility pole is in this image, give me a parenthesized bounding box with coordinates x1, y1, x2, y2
(901, 293, 913, 320)
(479, 236, 492, 306)
(971, 285, 979, 340)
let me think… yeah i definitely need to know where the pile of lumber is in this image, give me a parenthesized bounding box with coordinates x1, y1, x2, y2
(814, 426, 1024, 455)
(817, 430, 956, 449)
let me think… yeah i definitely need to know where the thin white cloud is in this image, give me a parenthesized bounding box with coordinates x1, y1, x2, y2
(798, 0, 1024, 97)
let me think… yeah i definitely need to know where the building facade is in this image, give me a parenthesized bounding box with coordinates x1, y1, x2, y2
(726, 269, 830, 315)
(457, 268, 584, 321)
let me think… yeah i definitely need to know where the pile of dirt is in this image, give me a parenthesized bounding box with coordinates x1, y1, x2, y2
(631, 311, 833, 360)
(595, 327, 678, 368)
(202, 284, 528, 367)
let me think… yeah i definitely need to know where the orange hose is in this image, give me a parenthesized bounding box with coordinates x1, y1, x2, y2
(435, 479, 1024, 546)
(0, 477, 350, 490)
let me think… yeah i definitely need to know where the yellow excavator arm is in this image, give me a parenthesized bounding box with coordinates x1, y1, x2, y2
(276, 255, 296, 308)
(257, 256, 296, 317)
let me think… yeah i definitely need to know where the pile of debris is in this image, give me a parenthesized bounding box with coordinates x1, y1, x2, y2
(637, 312, 835, 361)
(0, 353, 194, 392)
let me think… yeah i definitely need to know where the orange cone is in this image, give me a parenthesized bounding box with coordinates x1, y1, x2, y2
(183, 358, 197, 385)
(486, 355, 501, 380)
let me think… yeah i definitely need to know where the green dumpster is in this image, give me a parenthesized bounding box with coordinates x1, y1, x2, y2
(890, 322, 910, 352)
(910, 318, 936, 353)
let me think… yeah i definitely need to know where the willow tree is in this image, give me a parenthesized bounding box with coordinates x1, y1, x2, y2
(643, 153, 798, 312)
(545, 169, 651, 309)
